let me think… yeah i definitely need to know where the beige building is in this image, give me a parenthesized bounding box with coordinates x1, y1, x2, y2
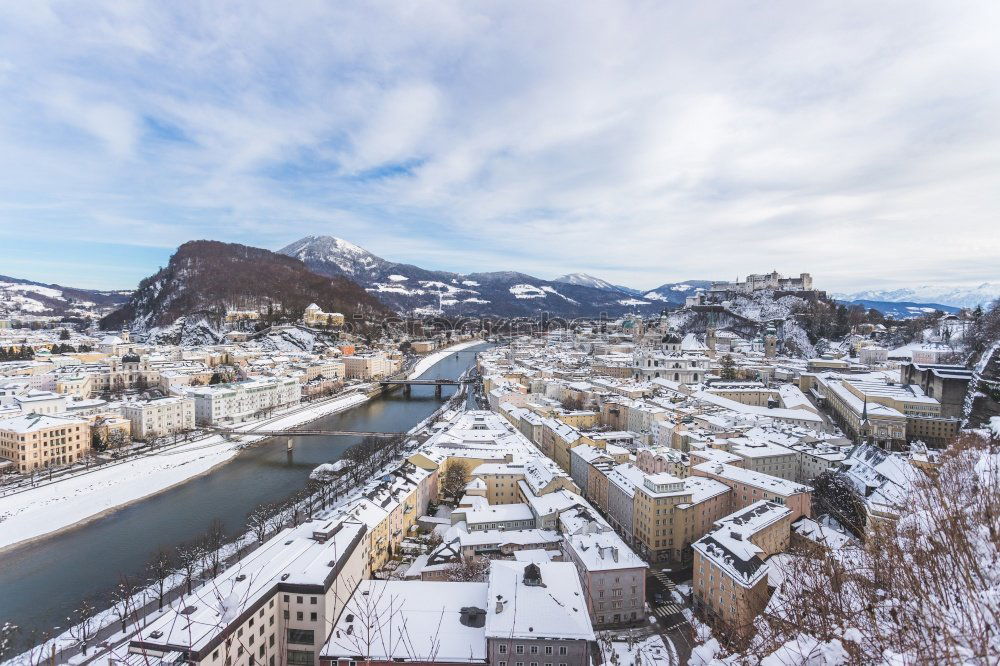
(692, 500, 792, 637)
(0, 413, 90, 472)
(302, 303, 345, 327)
(632, 472, 732, 563)
(342, 353, 398, 380)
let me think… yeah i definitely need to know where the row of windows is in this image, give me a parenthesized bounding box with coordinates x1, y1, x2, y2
(498, 644, 569, 655)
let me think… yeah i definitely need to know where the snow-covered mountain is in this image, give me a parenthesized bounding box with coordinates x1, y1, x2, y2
(280, 236, 666, 317)
(837, 299, 961, 318)
(835, 283, 1000, 309)
(278, 235, 389, 283)
(552, 272, 635, 294)
(642, 280, 713, 306)
(0, 275, 130, 319)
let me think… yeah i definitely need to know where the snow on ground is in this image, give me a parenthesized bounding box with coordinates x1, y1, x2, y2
(0, 392, 368, 552)
(510, 284, 547, 299)
(406, 339, 482, 379)
(599, 632, 676, 666)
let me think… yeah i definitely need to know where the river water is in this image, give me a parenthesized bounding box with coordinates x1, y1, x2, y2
(0, 345, 486, 640)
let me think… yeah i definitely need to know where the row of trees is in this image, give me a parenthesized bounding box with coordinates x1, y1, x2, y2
(339, 434, 408, 487)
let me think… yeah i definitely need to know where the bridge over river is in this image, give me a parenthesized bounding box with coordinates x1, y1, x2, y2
(0, 343, 490, 641)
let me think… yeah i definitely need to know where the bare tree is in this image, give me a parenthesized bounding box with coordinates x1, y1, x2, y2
(247, 503, 278, 544)
(145, 546, 173, 611)
(110, 574, 142, 634)
(441, 461, 469, 502)
(176, 543, 203, 595)
(720, 433, 1000, 664)
(67, 597, 98, 654)
(444, 556, 490, 582)
(201, 519, 227, 578)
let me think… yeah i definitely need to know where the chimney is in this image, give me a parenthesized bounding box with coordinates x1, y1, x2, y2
(495, 597, 505, 614)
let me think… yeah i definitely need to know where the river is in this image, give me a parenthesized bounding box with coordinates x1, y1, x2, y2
(0, 344, 486, 641)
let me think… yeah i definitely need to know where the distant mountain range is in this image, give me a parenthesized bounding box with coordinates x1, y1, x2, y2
(0, 275, 130, 319)
(837, 299, 961, 318)
(834, 284, 1000, 309)
(280, 236, 674, 317)
(3, 234, 985, 326)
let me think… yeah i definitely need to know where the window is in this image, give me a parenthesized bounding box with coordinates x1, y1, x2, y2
(283, 595, 289, 602)
(516, 646, 525, 655)
(296, 612, 304, 621)
(310, 612, 317, 621)
(499, 645, 508, 654)
(559, 647, 568, 655)
(530, 646, 539, 654)
(545, 647, 553, 655)
(287, 628, 315, 645)
(287, 650, 315, 666)
(297, 596, 303, 604)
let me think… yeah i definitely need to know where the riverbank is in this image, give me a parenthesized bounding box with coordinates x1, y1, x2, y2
(7, 375, 478, 666)
(407, 338, 483, 378)
(0, 391, 369, 554)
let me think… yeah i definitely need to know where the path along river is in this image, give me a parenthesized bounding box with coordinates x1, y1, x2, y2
(0, 344, 487, 639)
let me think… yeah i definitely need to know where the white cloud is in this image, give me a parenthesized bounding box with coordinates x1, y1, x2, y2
(0, 1, 997, 291)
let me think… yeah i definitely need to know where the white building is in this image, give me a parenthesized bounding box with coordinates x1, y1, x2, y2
(122, 396, 196, 439)
(187, 377, 301, 425)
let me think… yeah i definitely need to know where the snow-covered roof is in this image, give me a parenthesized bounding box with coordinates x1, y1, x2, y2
(565, 530, 647, 572)
(322, 580, 489, 663)
(485, 561, 595, 641)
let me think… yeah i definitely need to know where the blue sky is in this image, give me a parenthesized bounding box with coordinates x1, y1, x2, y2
(0, 2, 998, 291)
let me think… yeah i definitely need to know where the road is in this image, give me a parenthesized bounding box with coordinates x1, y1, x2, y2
(646, 566, 695, 664)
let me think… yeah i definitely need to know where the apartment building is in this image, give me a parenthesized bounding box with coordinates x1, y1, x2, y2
(486, 562, 595, 666)
(636, 446, 689, 478)
(691, 462, 812, 521)
(0, 412, 90, 472)
(632, 472, 732, 563)
(128, 519, 368, 666)
(122, 396, 196, 439)
(342, 353, 397, 380)
(563, 530, 647, 627)
(188, 377, 300, 425)
(692, 501, 792, 637)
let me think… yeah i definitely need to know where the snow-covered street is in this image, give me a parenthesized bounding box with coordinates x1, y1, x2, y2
(0, 391, 369, 553)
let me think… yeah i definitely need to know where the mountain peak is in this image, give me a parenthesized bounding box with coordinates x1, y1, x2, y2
(279, 235, 387, 280)
(553, 272, 617, 291)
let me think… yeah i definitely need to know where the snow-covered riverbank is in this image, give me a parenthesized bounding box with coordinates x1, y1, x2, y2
(0, 391, 369, 553)
(407, 339, 483, 379)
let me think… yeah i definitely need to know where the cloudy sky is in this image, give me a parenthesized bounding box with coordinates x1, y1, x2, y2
(0, 2, 998, 292)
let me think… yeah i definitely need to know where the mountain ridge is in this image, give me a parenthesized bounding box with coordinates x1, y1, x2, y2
(279, 235, 671, 317)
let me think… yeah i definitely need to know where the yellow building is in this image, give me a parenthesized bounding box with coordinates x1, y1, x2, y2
(0, 413, 91, 472)
(692, 501, 793, 637)
(303, 303, 345, 327)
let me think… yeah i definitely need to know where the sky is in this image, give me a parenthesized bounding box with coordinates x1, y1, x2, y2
(0, 2, 998, 292)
